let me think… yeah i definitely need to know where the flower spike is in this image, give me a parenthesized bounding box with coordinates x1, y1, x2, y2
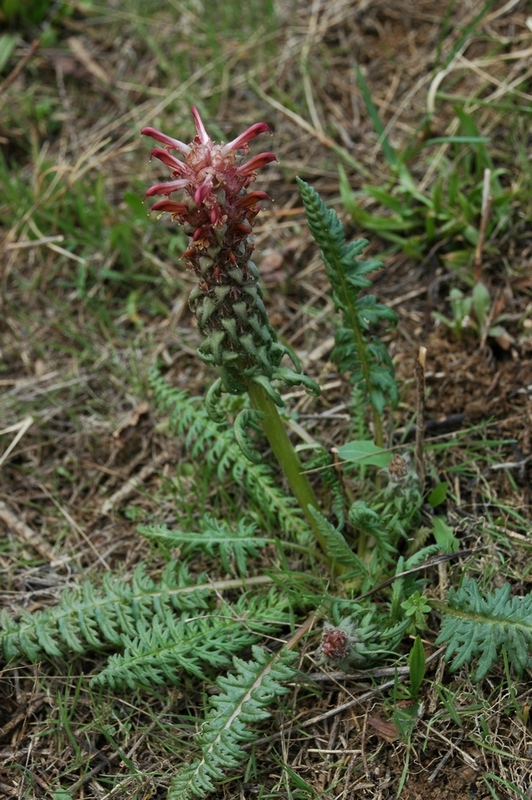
(142, 106, 318, 418)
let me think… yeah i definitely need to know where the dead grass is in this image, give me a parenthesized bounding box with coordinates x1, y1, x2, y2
(1, 1, 532, 798)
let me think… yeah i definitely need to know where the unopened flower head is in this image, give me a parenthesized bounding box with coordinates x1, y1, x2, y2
(142, 107, 319, 411)
(319, 625, 350, 663)
(317, 619, 360, 668)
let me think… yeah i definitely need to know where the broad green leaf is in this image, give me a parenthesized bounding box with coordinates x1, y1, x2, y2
(363, 186, 413, 216)
(337, 440, 392, 468)
(427, 481, 448, 508)
(349, 205, 418, 232)
(432, 516, 459, 553)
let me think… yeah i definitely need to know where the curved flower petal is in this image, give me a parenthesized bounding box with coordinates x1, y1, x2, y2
(210, 205, 225, 226)
(145, 178, 190, 197)
(222, 122, 271, 153)
(150, 148, 188, 174)
(235, 191, 270, 209)
(192, 225, 213, 246)
(191, 106, 210, 145)
(141, 127, 191, 155)
(236, 152, 277, 176)
(150, 200, 189, 217)
(194, 175, 214, 206)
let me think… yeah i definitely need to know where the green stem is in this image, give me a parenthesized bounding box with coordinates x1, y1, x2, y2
(246, 380, 328, 554)
(340, 292, 384, 449)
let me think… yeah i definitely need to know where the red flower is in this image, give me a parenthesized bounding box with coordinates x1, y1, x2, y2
(142, 106, 276, 244)
(141, 106, 313, 406)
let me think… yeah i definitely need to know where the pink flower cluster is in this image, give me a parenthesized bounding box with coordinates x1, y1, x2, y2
(142, 106, 310, 406)
(142, 107, 276, 254)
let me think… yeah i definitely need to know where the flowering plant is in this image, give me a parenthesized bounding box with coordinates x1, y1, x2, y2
(142, 107, 325, 549)
(142, 108, 319, 414)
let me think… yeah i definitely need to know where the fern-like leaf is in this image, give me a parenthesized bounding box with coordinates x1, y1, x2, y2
(149, 368, 308, 540)
(435, 577, 532, 681)
(308, 507, 372, 582)
(168, 645, 298, 800)
(138, 516, 270, 577)
(0, 562, 209, 663)
(348, 500, 402, 565)
(305, 446, 346, 529)
(91, 591, 290, 690)
(297, 178, 397, 415)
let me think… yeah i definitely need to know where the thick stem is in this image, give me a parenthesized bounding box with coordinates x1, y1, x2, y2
(246, 380, 328, 554)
